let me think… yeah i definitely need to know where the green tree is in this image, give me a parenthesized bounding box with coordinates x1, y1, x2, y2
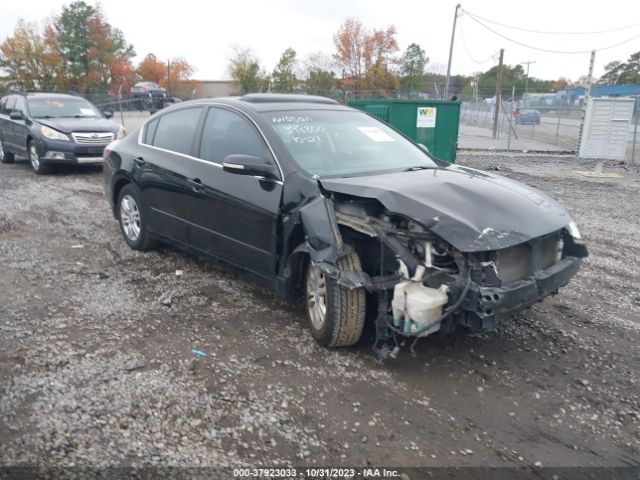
(227, 46, 266, 94)
(301, 52, 337, 95)
(272, 47, 297, 93)
(400, 43, 428, 93)
(55, 1, 134, 92)
(600, 53, 640, 84)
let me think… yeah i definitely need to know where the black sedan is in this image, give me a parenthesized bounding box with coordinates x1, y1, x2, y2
(0, 92, 125, 174)
(102, 94, 587, 360)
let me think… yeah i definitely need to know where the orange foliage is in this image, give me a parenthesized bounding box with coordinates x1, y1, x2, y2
(333, 18, 399, 92)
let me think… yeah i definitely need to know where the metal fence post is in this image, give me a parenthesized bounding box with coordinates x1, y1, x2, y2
(632, 97, 638, 164)
(507, 87, 515, 151)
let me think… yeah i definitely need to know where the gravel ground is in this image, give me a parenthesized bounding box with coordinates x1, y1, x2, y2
(0, 153, 639, 469)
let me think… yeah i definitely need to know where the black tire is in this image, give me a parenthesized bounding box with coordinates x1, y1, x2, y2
(0, 138, 14, 164)
(117, 184, 155, 251)
(304, 251, 366, 348)
(28, 140, 50, 174)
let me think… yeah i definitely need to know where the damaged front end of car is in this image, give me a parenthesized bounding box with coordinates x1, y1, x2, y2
(282, 179, 588, 361)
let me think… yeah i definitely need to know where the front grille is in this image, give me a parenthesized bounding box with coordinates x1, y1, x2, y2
(71, 132, 114, 145)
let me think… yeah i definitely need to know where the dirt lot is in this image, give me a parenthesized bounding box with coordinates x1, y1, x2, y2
(1, 153, 639, 469)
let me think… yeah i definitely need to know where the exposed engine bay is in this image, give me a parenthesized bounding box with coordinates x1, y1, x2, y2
(298, 193, 588, 362)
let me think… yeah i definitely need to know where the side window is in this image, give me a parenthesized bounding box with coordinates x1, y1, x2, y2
(143, 118, 159, 145)
(150, 107, 202, 155)
(14, 97, 26, 115)
(199, 108, 270, 163)
(5, 97, 16, 114)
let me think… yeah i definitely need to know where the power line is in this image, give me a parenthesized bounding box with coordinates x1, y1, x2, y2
(464, 12, 640, 54)
(462, 9, 640, 35)
(459, 24, 496, 64)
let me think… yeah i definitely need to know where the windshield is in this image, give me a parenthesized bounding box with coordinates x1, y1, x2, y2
(27, 97, 102, 119)
(263, 109, 437, 177)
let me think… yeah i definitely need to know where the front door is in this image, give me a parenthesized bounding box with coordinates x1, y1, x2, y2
(184, 106, 282, 279)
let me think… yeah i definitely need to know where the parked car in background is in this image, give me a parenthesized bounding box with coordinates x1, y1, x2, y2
(102, 94, 587, 360)
(515, 108, 541, 125)
(131, 81, 166, 112)
(163, 97, 183, 109)
(0, 92, 125, 174)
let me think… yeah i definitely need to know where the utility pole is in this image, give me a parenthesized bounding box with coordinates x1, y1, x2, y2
(492, 48, 504, 139)
(167, 60, 171, 96)
(444, 4, 461, 100)
(577, 50, 596, 154)
(521, 60, 536, 104)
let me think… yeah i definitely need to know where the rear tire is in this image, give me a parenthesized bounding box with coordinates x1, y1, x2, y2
(305, 250, 366, 348)
(0, 139, 14, 164)
(117, 184, 155, 251)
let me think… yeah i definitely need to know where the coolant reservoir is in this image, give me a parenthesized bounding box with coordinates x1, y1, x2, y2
(392, 283, 449, 329)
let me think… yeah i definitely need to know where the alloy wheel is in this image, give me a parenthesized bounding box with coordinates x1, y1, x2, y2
(120, 194, 141, 241)
(29, 144, 40, 170)
(306, 264, 327, 330)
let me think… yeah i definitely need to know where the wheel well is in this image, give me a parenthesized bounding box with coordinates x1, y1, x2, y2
(26, 135, 33, 149)
(112, 178, 131, 216)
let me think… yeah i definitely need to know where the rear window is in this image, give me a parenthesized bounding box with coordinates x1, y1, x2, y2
(150, 107, 202, 155)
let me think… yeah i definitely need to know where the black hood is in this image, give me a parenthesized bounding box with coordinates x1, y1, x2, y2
(319, 164, 572, 252)
(35, 117, 119, 134)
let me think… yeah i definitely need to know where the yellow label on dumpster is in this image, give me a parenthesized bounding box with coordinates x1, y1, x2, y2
(417, 107, 437, 128)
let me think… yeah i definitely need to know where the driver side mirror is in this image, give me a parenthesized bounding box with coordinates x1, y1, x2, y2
(9, 111, 23, 120)
(103, 110, 113, 119)
(222, 154, 279, 180)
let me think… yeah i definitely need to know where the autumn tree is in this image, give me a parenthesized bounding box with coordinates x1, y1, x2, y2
(0, 20, 65, 91)
(54, 1, 135, 92)
(137, 54, 196, 97)
(137, 54, 167, 84)
(227, 46, 267, 94)
(400, 43, 428, 93)
(333, 18, 400, 93)
(272, 47, 297, 93)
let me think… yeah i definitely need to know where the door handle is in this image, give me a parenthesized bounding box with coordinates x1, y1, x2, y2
(188, 178, 204, 191)
(133, 156, 145, 166)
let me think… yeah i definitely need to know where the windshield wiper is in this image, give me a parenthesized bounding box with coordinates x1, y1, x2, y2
(402, 166, 432, 172)
(34, 115, 53, 119)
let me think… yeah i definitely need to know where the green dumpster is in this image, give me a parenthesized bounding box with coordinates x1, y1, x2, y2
(347, 99, 461, 162)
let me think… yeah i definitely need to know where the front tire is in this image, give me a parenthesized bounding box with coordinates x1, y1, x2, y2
(117, 184, 154, 251)
(28, 140, 49, 174)
(305, 251, 366, 348)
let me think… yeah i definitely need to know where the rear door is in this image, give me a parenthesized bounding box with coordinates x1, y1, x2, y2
(1, 96, 17, 150)
(183, 106, 283, 279)
(11, 96, 29, 154)
(135, 106, 204, 245)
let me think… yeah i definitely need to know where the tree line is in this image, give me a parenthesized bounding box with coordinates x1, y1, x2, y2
(0, 1, 197, 97)
(2, 5, 638, 100)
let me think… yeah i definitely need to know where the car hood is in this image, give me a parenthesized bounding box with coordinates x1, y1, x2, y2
(319, 164, 572, 252)
(36, 118, 119, 134)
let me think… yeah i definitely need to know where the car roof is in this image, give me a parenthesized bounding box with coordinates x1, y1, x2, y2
(6, 92, 85, 101)
(175, 94, 353, 113)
